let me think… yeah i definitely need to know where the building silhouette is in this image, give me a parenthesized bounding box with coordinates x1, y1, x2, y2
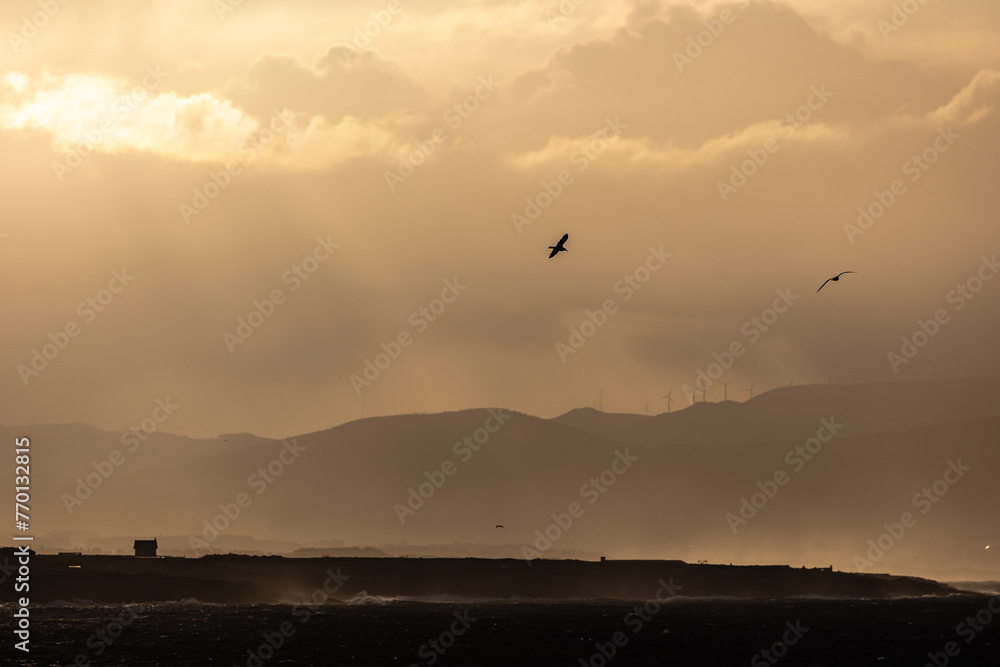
(133, 539, 158, 557)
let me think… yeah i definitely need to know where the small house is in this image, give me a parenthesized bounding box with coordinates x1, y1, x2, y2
(133, 539, 158, 557)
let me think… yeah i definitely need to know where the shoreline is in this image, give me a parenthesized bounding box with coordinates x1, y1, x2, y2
(0, 555, 969, 604)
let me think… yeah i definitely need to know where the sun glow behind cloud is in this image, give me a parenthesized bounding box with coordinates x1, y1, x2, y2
(0, 70, 413, 168)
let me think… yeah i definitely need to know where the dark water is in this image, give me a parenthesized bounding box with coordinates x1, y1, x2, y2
(4, 595, 1000, 666)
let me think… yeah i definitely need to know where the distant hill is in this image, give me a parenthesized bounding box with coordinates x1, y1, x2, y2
(0, 423, 266, 482)
(554, 378, 1000, 446)
(3, 379, 999, 581)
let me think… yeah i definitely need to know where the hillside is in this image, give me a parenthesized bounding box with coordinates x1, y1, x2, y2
(4, 380, 999, 581)
(554, 378, 1000, 446)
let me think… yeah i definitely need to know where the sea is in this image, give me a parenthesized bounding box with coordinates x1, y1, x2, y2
(4, 592, 1000, 666)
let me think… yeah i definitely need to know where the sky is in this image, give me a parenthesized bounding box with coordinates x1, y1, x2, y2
(1, 0, 999, 439)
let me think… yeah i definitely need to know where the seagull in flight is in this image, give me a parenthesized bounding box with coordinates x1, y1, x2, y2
(496, 525, 505, 529)
(548, 233, 568, 258)
(817, 271, 856, 292)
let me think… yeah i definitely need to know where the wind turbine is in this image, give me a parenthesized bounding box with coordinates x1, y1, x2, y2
(745, 382, 756, 400)
(702, 385, 711, 403)
(720, 379, 732, 401)
(661, 389, 674, 414)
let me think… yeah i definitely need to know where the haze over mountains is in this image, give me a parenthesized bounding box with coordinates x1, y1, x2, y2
(556, 377, 1000, 446)
(5, 378, 998, 582)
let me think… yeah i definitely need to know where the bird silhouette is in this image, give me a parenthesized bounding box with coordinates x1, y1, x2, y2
(496, 525, 505, 529)
(817, 271, 856, 292)
(548, 233, 568, 258)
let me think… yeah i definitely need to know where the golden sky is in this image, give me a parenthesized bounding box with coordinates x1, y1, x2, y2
(2, 0, 999, 438)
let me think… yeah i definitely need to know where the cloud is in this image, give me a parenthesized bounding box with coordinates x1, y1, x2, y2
(230, 46, 429, 123)
(928, 69, 1000, 126)
(0, 71, 256, 163)
(0, 67, 415, 169)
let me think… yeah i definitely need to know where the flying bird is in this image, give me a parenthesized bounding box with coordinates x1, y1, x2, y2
(496, 525, 505, 529)
(817, 271, 857, 292)
(548, 233, 568, 258)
